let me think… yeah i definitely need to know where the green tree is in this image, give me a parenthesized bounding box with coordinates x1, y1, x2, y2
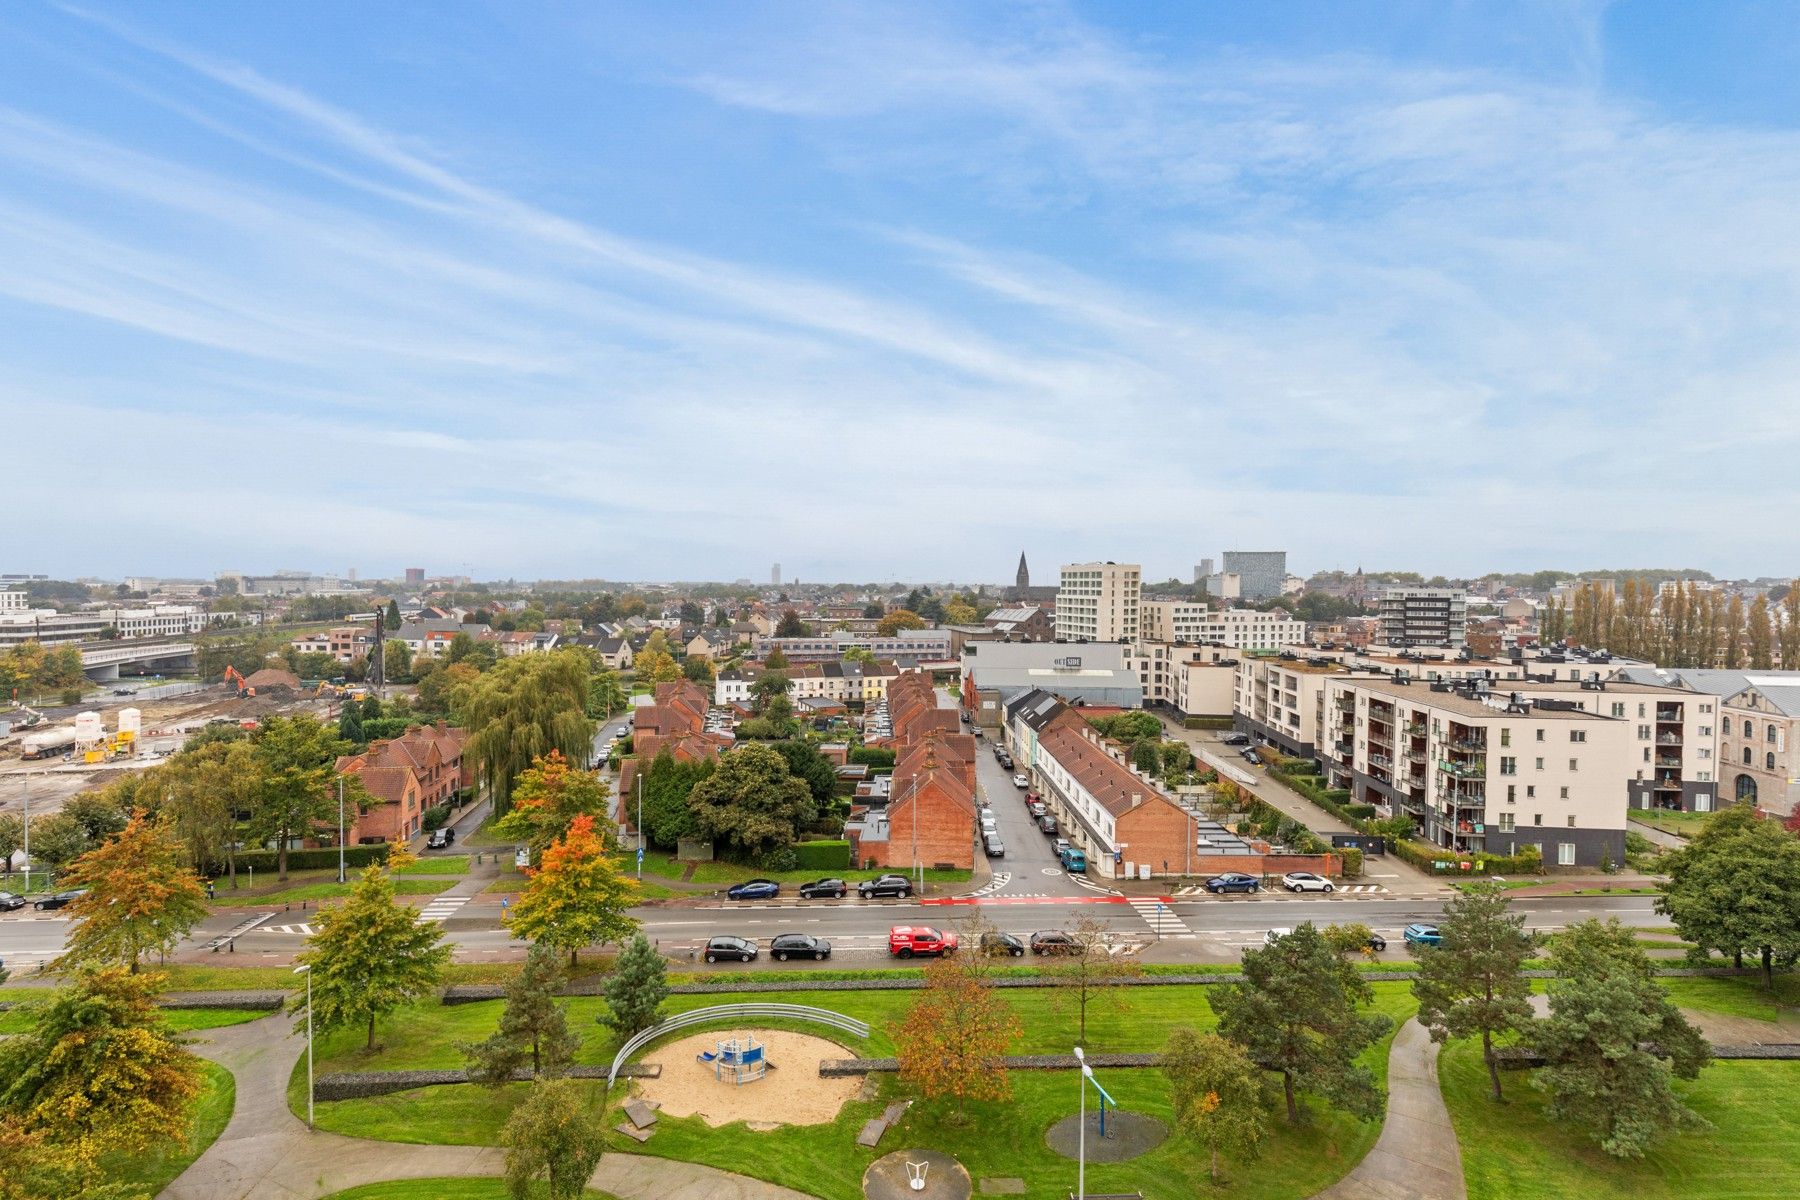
(383, 638, 413, 681)
(601, 932, 669, 1036)
(55, 812, 208, 974)
(0, 967, 202, 1165)
(59, 793, 129, 846)
(507, 815, 639, 967)
(681, 655, 715, 685)
(248, 714, 345, 880)
(501, 1077, 607, 1200)
(775, 608, 808, 637)
(25, 812, 88, 870)
(587, 669, 627, 719)
(338, 702, 365, 744)
(0, 815, 22, 870)
(1162, 1028, 1268, 1183)
(685, 743, 816, 860)
(1210, 922, 1392, 1123)
(638, 750, 713, 850)
(748, 670, 790, 716)
(764, 647, 790, 670)
(770, 739, 837, 807)
(461, 943, 579, 1084)
(292, 865, 451, 1050)
(460, 650, 595, 817)
(1131, 739, 1161, 774)
(1534, 919, 1710, 1157)
(1656, 806, 1800, 985)
(1046, 915, 1143, 1042)
(493, 751, 616, 866)
(1411, 882, 1535, 1101)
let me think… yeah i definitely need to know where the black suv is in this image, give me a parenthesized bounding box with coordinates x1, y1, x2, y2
(980, 931, 1025, 957)
(858, 874, 913, 899)
(770, 933, 832, 961)
(798, 878, 848, 899)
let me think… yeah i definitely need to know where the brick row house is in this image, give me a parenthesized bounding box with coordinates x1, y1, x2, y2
(846, 673, 978, 870)
(1004, 688, 1198, 880)
(335, 722, 471, 844)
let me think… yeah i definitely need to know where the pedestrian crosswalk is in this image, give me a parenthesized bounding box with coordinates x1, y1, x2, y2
(1128, 898, 1192, 937)
(965, 872, 1012, 898)
(266, 923, 315, 936)
(1170, 883, 1388, 897)
(418, 896, 469, 923)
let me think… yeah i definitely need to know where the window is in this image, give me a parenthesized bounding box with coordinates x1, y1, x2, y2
(1745, 747, 1754, 765)
(1535, 728, 1546, 742)
(1769, 724, 1780, 743)
(1558, 842, 1576, 866)
(1499, 756, 1517, 775)
(1701, 703, 1712, 714)
(1643, 748, 1652, 763)
(1768, 752, 1777, 771)
(1533, 813, 1543, 826)
(1498, 813, 1514, 832)
(1698, 725, 1711, 738)
(1527, 785, 1537, 798)
(1569, 758, 1579, 772)
(1506, 784, 1516, 802)
(1570, 730, 1587, 743)
(1560, 786, 1570, 799)
(1611, 702, 1625, 718)
(1638, 724, 1651, 739)
(1638, 703, 1646, 719)
(1567, 815, 1577, 827)
(1535, 757, 1545, 770)
(1500, 728, 1511, 747)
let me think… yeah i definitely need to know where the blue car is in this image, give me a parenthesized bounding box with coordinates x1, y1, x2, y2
(1206, 872, 1260, 894)
(1403, 923, 1442, 948)
(726, 879, 780, 901)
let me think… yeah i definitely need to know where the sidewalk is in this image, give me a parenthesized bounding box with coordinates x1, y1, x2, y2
(1310, 1019, 1465, 1200)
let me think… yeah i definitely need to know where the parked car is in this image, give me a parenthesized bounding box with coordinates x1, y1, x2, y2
(1366, 932, 1389, 952)
(1241, 749, 1262, 766)
(888, 925, 958, 958)
(1036, 814, 1058, 835)
(1030, 930, 1081, 955)
(1028, 802, 1048, 820)
(426, 827, 454, 849)
(770, 933, 832, 961)
(798, 878, 848, 899)
(1281, 871, 1334, 893)
(1403, 923, 1442, 948)
(984, 834, 1006, 858)
(1206, 872, 1260, 894)
(859, 874, 913, 899)
(0, 891, 25, 912)
(1012, 773, 1029, 788)
(980, 931, 1026, 957)
(1058, 846, 1087, 873)
(979, 812, 998, 833)
(1221, 733, 1250, 746)
(33, 889, 88, 911)
(725, 879, 780, 901)
(1053, 838, 1071, 856)
(703, 935, 758, 963)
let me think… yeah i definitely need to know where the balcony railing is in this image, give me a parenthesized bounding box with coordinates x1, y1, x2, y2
(1656, 734, 1682, 745)
(1405, 722, 1427, 737)
(1438, 759, 1486, 778)
(1448, 737, 1485, 753)
(1655, 710, 1682, 723)
(1405, 748, 1427, 764)
(1654, 756, 1682, 768)
(1368, 753, 1394, 769)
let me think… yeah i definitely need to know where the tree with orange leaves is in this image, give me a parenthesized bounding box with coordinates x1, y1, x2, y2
(54, 810, 208, 974)
(493, 750, 617, 867)
(890, 953, 1021, 1123)
(507, 814, 638, 967)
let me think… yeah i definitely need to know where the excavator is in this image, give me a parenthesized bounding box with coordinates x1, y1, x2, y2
(223, 665, 257, 699)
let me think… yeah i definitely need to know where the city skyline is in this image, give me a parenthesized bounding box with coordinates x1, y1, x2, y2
(5, 4, 1800, 578)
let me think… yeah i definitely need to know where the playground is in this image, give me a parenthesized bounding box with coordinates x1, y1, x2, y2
(637, 1030, 862, 1128)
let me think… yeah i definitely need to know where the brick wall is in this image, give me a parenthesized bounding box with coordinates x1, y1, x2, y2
(872, 781, 974, 869)
(1188, 852, 1342, 878)
(1115, 799, 1197, 877)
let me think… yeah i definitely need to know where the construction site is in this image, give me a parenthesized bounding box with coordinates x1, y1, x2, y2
(0, 670, 336, 819)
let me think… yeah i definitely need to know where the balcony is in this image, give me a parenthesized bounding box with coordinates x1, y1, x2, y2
(1655, 710, 1682, 724)
(1336, 696, 1356, 712)
(1405, 748, 1427, 765)
(1656, 734, 1682, 745)
(1448, 737, 1486, 753)
(1654, 756, 1682, 768)
(1404, 722, 1427, 737)
(1369, 753, 1394, 770)
(1438, 759, 1486, 779)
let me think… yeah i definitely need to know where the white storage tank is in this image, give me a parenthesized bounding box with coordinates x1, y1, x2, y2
(118, 708, 142, 736)
(74, 711, 104, 746)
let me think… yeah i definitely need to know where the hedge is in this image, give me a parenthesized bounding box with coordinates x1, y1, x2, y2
(1388, 838, 1542, 876)
(201, 844, 390, 876)
(792, 839, 851, 870)
(1182, 715, 1236, 730)
(848, 746, 896, 769)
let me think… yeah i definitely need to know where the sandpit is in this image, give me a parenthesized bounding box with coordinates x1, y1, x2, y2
(636, 1029, 862, 1128)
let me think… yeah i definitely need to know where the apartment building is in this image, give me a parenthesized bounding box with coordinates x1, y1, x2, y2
(714, 659, 902, 707)
(1128, 641, 1236, 717)
(1720, 686, 1800, 817)
(756, 629, 952, 663)
(1004, 689, 1197, 879)
(1221, 551, 1287, 602)
(290, 626, 377, 664)
(1378, 588, 1468, 649)
(959, 640, 1143, 727)
(1054, 562, 1141, 643)
(1321, 677, 1631, 867)
(1139, 602, 1306, 650)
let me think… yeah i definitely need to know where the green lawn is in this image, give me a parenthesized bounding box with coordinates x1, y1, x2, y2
(104, 1059, 235, 1195)
(1628, 810, 1721, 839)
(320, 1182, 618, 1200)
(396, 855, 471, 875)
(633, 848, 969, 887)
(213, 877, 448, 906)
(0, 994, 270, 1034)
(1441, 1040, 1800, 1199)
(1657, 974, 1800, 1022)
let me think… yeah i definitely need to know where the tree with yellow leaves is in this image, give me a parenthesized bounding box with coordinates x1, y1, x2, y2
(55, 811, 208, 974)
(1162, 1028, 1268, 1183)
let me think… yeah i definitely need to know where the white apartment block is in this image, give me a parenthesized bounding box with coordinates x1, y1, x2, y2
(1129, 642, 1237, 716)
(0, 599, 224, 648)
(1139, 601, 1306, 650)
(1054, 562, 1140, 643)
(1321, 677, 1632, 867)
(1378, 588, 1468, 649)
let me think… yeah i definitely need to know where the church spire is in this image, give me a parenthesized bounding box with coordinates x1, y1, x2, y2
(1015, 552, 1029, 593)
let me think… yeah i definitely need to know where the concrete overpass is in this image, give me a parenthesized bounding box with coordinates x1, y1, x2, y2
(80, 640, 197, 681)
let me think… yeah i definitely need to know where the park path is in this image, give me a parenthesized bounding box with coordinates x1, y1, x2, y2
(1310, 1019, 1466, 1200)
(159, 1011, 818, 1200)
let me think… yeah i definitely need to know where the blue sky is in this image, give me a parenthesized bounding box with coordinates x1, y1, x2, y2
(5, 2, 1800, 585)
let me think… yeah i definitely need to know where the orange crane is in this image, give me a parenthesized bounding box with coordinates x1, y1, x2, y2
(223, 665, 256, 698)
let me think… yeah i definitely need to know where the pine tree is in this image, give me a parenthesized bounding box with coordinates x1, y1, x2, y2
(54, 811, 209, 974)
(292, 865, 451, 1049)
(1411, 882, 1535, 1101)
(338, 703, 364, 744)
(601, 933, 669, 1036)
(462, 943, 579, 1084)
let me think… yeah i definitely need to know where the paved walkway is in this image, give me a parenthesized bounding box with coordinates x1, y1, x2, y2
(159, 1011, 818, 1200)
(1311, 1019, 1465, 1200)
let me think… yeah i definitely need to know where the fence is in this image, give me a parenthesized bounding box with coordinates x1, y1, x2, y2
(605, 1002, 872, 1086)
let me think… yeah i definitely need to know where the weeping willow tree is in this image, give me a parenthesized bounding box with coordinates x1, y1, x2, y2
(460, 649, 595, 817)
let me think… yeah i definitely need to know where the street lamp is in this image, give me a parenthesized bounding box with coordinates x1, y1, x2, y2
(293, 964, 313, 1129)
(336, 778, 346, 885)
(1075, 1045, 1092, 1200)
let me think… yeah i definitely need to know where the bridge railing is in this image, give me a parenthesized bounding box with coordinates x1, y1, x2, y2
(605, 1002, 872, 1086)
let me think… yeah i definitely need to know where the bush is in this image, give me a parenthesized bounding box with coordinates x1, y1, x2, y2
(60, 688, 82, 706)
(201, 844, 390, 875)
(1337, 846, 1364, 878)
(1346, 803, 1377, 820)
(792, 839, 850, 870)
(1182, 715, 1235, 730)
(422, 805, 451, 832)
(848, 746, 896, 769)
(1387, 839, 1542, 876)
(756, 846, 799, 872)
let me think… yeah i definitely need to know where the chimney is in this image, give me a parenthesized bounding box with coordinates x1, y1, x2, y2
(1131, 792, 1142, 809)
